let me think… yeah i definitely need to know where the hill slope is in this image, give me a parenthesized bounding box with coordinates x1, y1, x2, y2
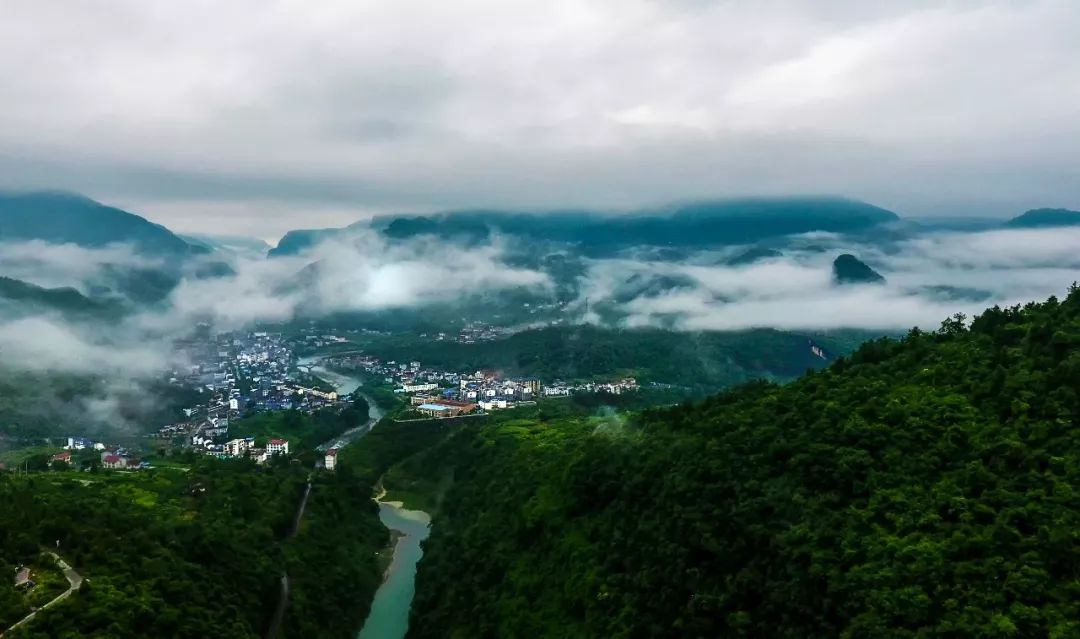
(0, 192, 201, 256)
(0, 276, 120, 318)
(1004, 208, 1080, 229)
(407, 290, 1080, 638)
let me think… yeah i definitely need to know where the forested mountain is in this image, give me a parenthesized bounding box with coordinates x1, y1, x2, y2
(1004, 208, 1080, 229)
(406, 288, 1080, 638)
(269, 197, 899, 256)
(0, 192, 203, 257)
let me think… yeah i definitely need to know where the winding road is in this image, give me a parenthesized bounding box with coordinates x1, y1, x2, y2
(1, 553, 83, 637)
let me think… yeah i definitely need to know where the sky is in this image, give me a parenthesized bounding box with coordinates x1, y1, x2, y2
(2, 0, 1079, 240)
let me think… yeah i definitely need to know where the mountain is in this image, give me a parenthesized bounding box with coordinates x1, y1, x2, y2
(401, 288, 1080, 638)
(0, 191, 203, 256)
(1004, 208, 1080, 229)
(269, 197, 901, 256)
(268, 228, 342, 257)
(833, 253, 885, 284)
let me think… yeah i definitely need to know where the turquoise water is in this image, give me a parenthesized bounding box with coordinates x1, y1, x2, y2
(357, 502, 431, 639)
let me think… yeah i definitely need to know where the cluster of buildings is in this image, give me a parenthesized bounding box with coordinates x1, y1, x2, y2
(154, 330, 348, 458)
(454, 322, 510, 343)
(50, 444, 148, 471)
(322, 350, 638, 419)
(541, 378, 639, 397)
(190, 435, 291, 463)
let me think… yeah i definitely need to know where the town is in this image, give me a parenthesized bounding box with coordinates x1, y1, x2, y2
(40, 328, 641, 471)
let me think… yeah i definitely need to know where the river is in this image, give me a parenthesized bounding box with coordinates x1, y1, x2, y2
(297, 356, 385, 451)
(357, 497, 431, 639)
(297, 355, 432, 639)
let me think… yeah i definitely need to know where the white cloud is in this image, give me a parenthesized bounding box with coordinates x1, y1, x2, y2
(579, 227, 1080, 331)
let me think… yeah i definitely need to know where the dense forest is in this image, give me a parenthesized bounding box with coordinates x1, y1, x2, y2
(0, 459, 387, 639)
(230, 394, 371, 454)
(406, 289, 1080, 638)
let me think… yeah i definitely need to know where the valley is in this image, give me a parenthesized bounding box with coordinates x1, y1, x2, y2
(2, 192, 1080, 638)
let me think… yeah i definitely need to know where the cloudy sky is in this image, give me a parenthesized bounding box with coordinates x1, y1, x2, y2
(2, 0, 1078, 239)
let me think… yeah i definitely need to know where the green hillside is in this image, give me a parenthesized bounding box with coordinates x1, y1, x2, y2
(405, 288, 1080, 638)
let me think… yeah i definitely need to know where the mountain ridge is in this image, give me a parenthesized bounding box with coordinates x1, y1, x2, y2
(0, 191, 204, 257)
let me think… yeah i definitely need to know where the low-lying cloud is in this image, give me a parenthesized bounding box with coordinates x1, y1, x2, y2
(576, 227, 1080, 331)
(1, 224, 1078, 432)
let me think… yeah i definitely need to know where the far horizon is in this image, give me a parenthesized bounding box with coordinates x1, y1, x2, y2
(0, 188, 1065, 245)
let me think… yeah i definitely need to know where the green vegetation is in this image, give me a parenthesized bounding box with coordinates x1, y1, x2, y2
(230, 395, 371, 453)
(403, 289, 1080, 638)
(0, 459, 387, 639)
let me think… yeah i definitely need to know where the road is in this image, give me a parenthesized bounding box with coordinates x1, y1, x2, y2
(1, 553, 83, 637)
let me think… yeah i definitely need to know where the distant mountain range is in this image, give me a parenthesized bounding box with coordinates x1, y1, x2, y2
(0, 190, 1076, 324)
(269, 196, 902, 256)
(2, 191, 1076, 260)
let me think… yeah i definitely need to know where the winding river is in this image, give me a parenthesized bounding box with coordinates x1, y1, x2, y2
(297, 355, 432, 639)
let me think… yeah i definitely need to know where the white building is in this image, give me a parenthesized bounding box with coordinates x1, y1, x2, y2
(267, 439, 290, 456)
(325, 448, 338, 471)
(225, 437, 255, 457)
(402, 383, 439, 393)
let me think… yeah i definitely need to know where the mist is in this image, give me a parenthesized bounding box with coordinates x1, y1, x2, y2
(2, 223, 1079, 433)
(574, 227, 1080, 331)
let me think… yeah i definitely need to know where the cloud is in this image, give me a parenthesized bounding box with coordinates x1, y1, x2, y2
(2, 223, 1079, 434)
(0, 241, 163, 292)
(0, 316, 171, 375)
(577, 227, 1080, 331)
(0, 1, 1077, 237)
(150, 229, 551, 330)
